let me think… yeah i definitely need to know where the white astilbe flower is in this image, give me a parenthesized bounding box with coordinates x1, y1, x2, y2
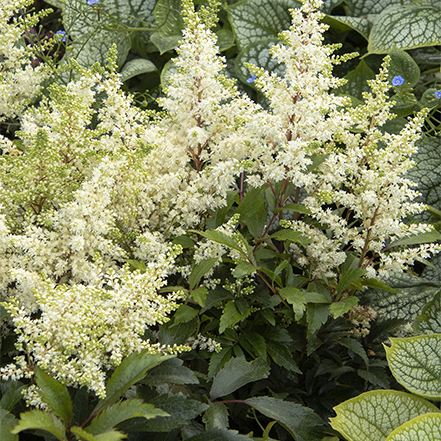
(0, 0, 51, 121)
(1, 247, 184, 398)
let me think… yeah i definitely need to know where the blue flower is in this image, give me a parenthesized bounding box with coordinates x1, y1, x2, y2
(55, 30, 67, 42)
(246, 75, 256, 84)
(87, 0, 99, 4)
(435, 91, 441, 100)
(392, 75, 405, 86)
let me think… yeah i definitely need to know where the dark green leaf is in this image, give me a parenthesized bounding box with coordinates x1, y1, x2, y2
(34, 366, 73, 426)
(242, 332, 267, 360)
(171, 304, 199, 326)
(0, 381, 26, 412)
(232, 261, 256, 278)
(329, 297, 359, 319)
(245, 397, 324, 441)
(219, 301, 251, 334)
(279, 287, 307, 320)
(270, 230, 310, 244)
(267, 341, 301, 373)
(120, 59, 156, 82)
(0, 408, 18, 441)
(11, 410, 66, 441)
(387, 47, 420, 87)
(338, 338, 369, 367)
(336, 60, 375, 102)
(94, 351, 173, 412)
(191, 287, 209, 307)
(135, 396, 208, 432)
(414, 291, 441, 334)
(202, 402, 229, 431)
(210, 357, 270, 400)
(189, 258, 218, 290)
(187, 429, 251, 441)
(306, 303, 330, 338)
(143, 358, 199, 386)
(87, 399, 168, 435)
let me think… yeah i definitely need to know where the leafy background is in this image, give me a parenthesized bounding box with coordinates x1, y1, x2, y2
(1, 0, 441, 440)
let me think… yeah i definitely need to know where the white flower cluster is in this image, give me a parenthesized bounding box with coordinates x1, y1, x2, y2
(1, 248, 184, 398)
(0, 0, 51, 121)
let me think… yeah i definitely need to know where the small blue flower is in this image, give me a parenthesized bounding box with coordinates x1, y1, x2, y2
(87, 0, 99, 4)
(392, 75, 405, 86)
(246, 75, 256, 84)
(55, 30, 67, 42)
(435, 91, 441, 100)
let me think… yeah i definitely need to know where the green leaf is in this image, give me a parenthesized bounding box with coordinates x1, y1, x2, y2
(330, 390, 440, 441)
(72, 426, 127, 441)
(329, 297, 359, 319)
(324, 15, 373, 41)
(406, 136, 441, 213)
(150, 32, 182, 54)
(203, 402, 229, 430)
(215, 28, 235, 52)
(232, 261, 256, 278)
(368, 5, 441, 54)
(143, 357, 199, 386)
(336, 59, 376, 102)
(189, 258, 218, 290)
(154, 0, 184, 35)
(279, 287, 307, 320)
(414, 291, 441, 334)
(219, 301, 252, 334)
(237, 186, 266, 220)
(187, 429, 252, 441)
(387, 230, 441, 248)
(337, 337, 368, 367)
(11, 410, 67, 441)
(269, 229, 310, 245)
(87, 399, 168, 435)
(386, 413, 441, 441)
(387, 47, 420, 87)
(227, 0, 299, 51)
(266, 341, 301, 373)
(0, 381, 26, 412)
(94, 351, 173, 412)
(245, 397, 324, 441)
(34, 366, 73, 425)
(171, 304, 199, 326)
(195, 230, 246, 257)
(135, 395, 208, 432)
(242, 332, 267, 360)
(70, 426, 99, 441)
(191, 287, 209, 307)
(306, 303, 330, 337)
(273, 203, 312, 215)
(0, 408, 18, 441)
(365, 272, 440, 321)
(0, 304, 8, 320)
(120, 59, 157, 82)
(337, 268, 367, 295)
(385, 334, 441, 400)
(210, 357, 270, 400)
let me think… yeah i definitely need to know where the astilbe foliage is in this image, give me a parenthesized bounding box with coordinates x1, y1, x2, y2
(0, 0, 440, 414)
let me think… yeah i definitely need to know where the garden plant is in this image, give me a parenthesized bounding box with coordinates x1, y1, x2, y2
(0, 0, 440, 440)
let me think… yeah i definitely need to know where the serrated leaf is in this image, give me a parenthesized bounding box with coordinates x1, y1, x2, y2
(245, 397, 323, 441)
(135, 395, 208, 432)
(87, 398, 167, 435)
(203, 402, 229, 430)
(232, 261, 256, 278)
(143, 357, 199, 386)
(94, 351, 173, 412)
(189, 258, 218, 290)
(279, 287, 306, 320)
(269, 229, 310, 244)
(306, 303, 330, 337)
(368, 5, 441, 54)
(195, 230, 246, 256)
(11, 410, 67, 441)
(120, 59, 156, 82)
(388, 231, 441, 248)
(385, 334, 441, 400)
(0, 408, 18, 441)
(219, 301, 251, 334)
(191, 287, 209, 307)
(337, 268, 367, 295)
(337, 337, 368, 367)
(34, 366, 73, 426)
(330, 390, 439, 441)
(227, 0, 299, 51)
(242, 332, 267, 360)
(171, 304, 199, 327)
(329, 297, 359, 319)
(386, 412, 441, 441)
(70, 426, 99, 441)
(187, 429, 252, 441)
(414, 291, 441, 334)
(210, 357, 270, 400)
(266, 341, 301, 373)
